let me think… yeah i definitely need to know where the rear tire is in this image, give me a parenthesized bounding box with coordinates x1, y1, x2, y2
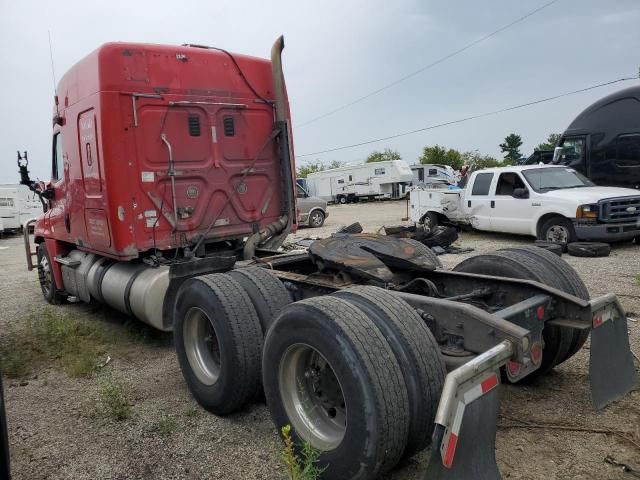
(338, 196, 347, 205)
(263, 297, 410, 479)
(227, 267, 291, 333)
(37, 243, 67, 304)
(453, 249, 581, 377)
(332, 286, 446, 458)
(308, 210, 325, 228)
(173, 273, 263, 415)
(497, 246, 590, 362)
(421, 212, 439, 230)
(532, 241, 563, 257)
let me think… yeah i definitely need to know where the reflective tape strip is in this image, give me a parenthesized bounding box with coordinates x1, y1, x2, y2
(441, 373, 499, 469)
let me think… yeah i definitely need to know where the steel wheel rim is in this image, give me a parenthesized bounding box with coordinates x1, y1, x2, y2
(38, 254, 52, 297)
(183, 307, 221, 386)
(279, 344, 347, 451)
(546, 225, 569, 243)
(310, 212, 323, 227)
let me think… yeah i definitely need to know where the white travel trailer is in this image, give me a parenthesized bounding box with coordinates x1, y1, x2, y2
(306, 160, 413, 204)
(410, 164, 460, 187)
(0, 185, 42, 233)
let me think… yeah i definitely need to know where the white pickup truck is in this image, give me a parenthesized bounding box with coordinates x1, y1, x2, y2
(410, 165, 640, 243)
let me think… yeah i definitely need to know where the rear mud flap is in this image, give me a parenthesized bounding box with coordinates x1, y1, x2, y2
(424, 385, 501, 480)
(589, 298, 637, 409)
(424, 341, 513, 480)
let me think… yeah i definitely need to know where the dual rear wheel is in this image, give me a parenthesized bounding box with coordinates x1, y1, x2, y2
(173, 269, 446, 480)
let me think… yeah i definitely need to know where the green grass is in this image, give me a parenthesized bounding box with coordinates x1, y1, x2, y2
(635, 273, 640, 285)
(149, 417, 178, 436)
(0, 307, 116, 379)
(98, 377, 132, 421)
(184, 406, 200, 418)
(280, 425, 324, 480)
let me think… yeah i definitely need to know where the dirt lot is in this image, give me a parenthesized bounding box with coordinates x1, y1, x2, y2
(1, 200, 639, 480)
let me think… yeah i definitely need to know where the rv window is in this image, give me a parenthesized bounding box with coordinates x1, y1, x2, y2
(428, 168, 438, 176)
(617, 134, 640, 168)
(471, 173, 493, 195)
(417, 168, 424, 182)
(374, 168, 385, 175)
(348, 175, 353, 181)
(52, 133, 64, 181)
(337, 179, 344, 184)
(0, 198, 14, 208)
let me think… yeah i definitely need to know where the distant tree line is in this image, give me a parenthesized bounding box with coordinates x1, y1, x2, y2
(296, 132, 560, 177)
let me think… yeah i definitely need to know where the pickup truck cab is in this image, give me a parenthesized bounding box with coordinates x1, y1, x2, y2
(410, 165, 640, 242)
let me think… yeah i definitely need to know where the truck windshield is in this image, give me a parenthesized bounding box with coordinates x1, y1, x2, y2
(523, 168, 594, 192)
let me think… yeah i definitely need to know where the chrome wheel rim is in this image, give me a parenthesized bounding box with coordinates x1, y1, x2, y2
(279, 344, 347, 451)
(183, 307, 221, 386)
(310, 212, 323, 227)
(38, 254, 52, 297)
(546, 225, 569, 243)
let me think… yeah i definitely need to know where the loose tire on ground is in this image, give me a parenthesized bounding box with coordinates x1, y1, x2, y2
(332, 286, 446, 458)
(532, 241, 563, 257)
(419, 225, 458, 248)
(228, 267, 291, 333)
(567, 242, 611, 258)
(37, 243, 67, 304)
(173, 273, 263, 415)
(453, 249, 580, 377)
(263, 296, 410, 480)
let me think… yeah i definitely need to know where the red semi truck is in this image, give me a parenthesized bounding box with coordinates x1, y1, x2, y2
(16, 37, 636, 480)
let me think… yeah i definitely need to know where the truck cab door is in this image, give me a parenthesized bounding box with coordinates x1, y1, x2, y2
(466, 172, 494, 231)
(491, 172, 533, 234)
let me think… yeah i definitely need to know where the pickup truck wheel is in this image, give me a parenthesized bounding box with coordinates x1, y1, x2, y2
(332, 286, 446, 458)
(174, 273, 263, 415)
(539, 216, 576, 243)
(263, 297, 410, 479)
(37, 244, 67, 304)
(228, 267, 291, 333)
(308, 210, 325, 228)
(421, 212, 439, 229)
(453, 250, 576, 377)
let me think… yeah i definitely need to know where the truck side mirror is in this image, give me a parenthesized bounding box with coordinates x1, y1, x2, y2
(512, 188, 529, 199)
(552, 146, 563, 164)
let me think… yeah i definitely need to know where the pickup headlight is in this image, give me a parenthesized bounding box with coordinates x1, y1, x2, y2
(576, 204, 599, 219)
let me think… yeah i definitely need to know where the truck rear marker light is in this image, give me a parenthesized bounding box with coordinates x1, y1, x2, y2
(536, 305, 545, 320)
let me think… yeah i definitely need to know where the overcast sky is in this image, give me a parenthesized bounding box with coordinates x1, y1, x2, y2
(1, 0, 638, 184)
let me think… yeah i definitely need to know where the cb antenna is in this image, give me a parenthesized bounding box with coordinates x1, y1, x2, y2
(48, 30, 59, 114)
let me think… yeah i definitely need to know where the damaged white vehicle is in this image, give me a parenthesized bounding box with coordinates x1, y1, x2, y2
(410, 165, 640, 243)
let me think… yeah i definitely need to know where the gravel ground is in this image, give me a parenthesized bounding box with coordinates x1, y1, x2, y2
(1, 200, 639, 480)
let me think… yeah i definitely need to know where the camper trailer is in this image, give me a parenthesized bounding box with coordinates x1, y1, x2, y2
(306, 160, 413, 203)
(0, 185, 43, 233)
(410, 164, 459, 187)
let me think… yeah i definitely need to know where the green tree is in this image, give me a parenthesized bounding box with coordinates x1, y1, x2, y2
(536, 133, 561, 151)
(366, 148, 402, 163)
(499, 133, 523, 162)
(461, 150, 501, 170)
(296, 160, 345, 178)
(418, 145, 463, 170)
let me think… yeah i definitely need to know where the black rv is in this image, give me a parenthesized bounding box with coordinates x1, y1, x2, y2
(552, 85, 640, 189)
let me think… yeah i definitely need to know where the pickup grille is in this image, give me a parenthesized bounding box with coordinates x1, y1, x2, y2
(599, 196, 640, 223)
